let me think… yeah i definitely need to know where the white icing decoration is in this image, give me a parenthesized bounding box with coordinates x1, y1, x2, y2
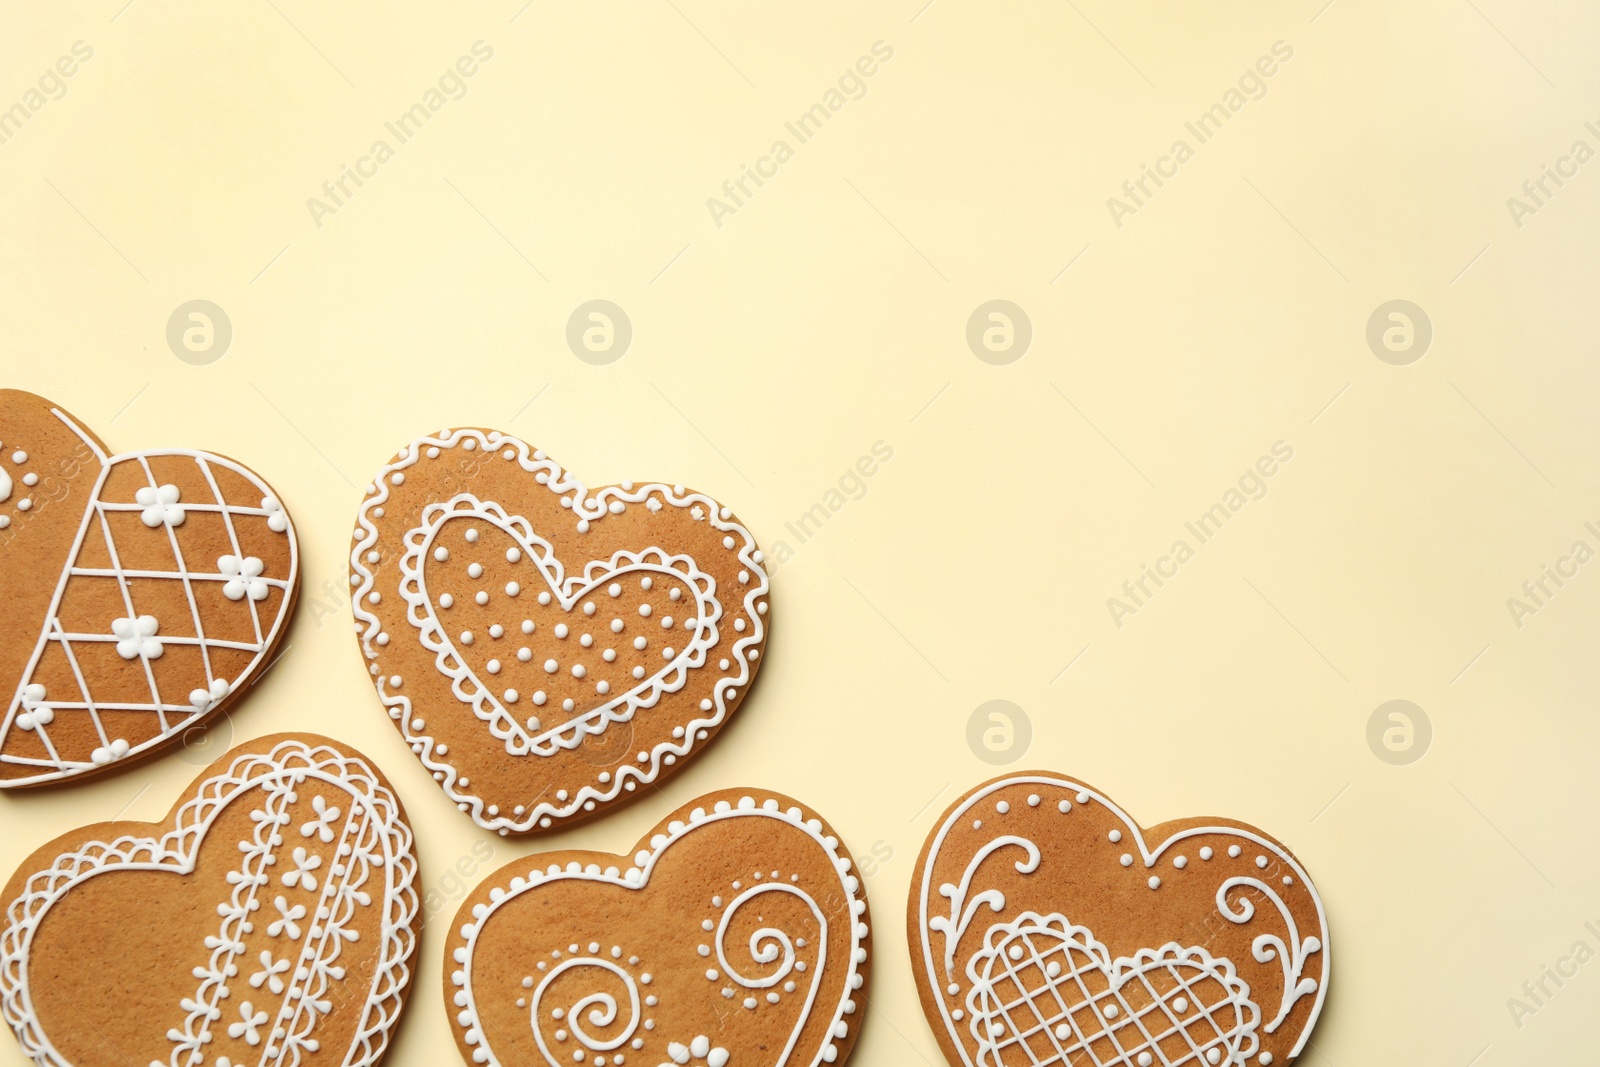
(0, 739, 418, 1067)
(219, 554, 271, 602)
(916, 775, 1330, 1067)
(0, 466, 9, 504)
(454, 800, 864, 1067)
(347, 429, 769, 834)
(965, 912, 1260, 1066)
(0, 409, 300, 788)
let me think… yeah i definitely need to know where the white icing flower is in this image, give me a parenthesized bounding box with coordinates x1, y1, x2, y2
(189, 678, 231, 711)
(282, 846, 322, 890)
(664, 1035, 729, 1066)
(89, 738, 130, 765)
(135, 483, 185, 528)
(261, 495, 289, 533)
(111, 615, 163, 660)
(248, 950, 291, 994)
(267, 895, 307, 939)
(219, 554, 270, 602)
(227, 1001, 269, 1045)
(300, 794, 341, 842)
(17, 683, 52, 730)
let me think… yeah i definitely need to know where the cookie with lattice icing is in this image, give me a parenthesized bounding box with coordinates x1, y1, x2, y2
(349, 429, 769, 834)
(444, 787, 869, 1067)
(0, 390, 299, 787)
(0, 733, 420, 1067)
(909, 773, 1330, 1067)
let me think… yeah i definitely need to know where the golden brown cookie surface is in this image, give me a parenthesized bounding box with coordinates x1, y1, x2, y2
(0, 733, 420, 1067)
(909, 773, 1330, 1067)
(0, 389, 299, 786)
(349, 429, 769, 834)
(444, 788, 870, 1067)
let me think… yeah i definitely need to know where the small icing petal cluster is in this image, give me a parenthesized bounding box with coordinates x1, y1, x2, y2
(219, 554, 270, 601)
(136, 483, 185, 527)
(111, 614, 163, 660)
(663, 1035, 728, 1066)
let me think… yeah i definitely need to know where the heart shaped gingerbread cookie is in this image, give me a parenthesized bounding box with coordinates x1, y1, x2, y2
(349, 429, 769, 834)
(0, 734, 420, 1067)
(444, 788, 870, 1067)
(0, 390, 299, 787)
(910, 774, 1330, 1067)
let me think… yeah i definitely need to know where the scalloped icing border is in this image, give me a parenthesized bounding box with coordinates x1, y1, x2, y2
(349, 428, 770, 835)
(915, 774, 1331, 1066)
(395, 495, 722, 757)
(0, 738, 419, 1067)
(449, 796, 869, 1067)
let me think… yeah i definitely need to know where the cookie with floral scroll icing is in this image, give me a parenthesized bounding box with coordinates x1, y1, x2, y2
(909, 773, 1330, 1067)
(444, 787, 870, 1067)
(0, 389, 299, 787)
(0, 733, 420, 1067)
(349, 429, 769, 834)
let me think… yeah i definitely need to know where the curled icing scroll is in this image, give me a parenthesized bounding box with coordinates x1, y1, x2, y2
(1216, 875, 1322, 1033)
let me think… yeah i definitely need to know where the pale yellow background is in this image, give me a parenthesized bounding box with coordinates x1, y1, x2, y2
(2, 1, 1597, 1064)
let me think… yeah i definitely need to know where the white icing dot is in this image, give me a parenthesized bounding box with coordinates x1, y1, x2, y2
(1148, 876, 1161, 890)
(518, 648, 533, 662)
(633, 637, 647, 650)
(475, 591, 490, 605)
(17, 499, 30, 511)
(572, 664, 587, 679)
(555, 624, 569, 639)
(539, 591, 552, 606)
(465, 527, 479, 541)
(506, 547, 521, 563)
(723, 536, 735, 549)
(487, 660, 501, 674)
(1174, 855, 1188, 869)
(1256, 855, 1269, 868)
(506, 582, 520, 596)
(996, 801, 1010, 814)
(533, 691, 547, 705)
(1058, 800, 1071, 813)
(611, 619, 624, 633)
(522, 619, 535, 634)
(544, 659, 558, 673)
(608, 583, 621, 597)
(439, 594, 454, 609)
(390, 472, 404, 485)
(640, 577, 653, 590)
(1200, 847, 1214, 860)
(1104, 1004, 1119, 1019)
(10, 451, 26, 464)
(1027, 795, 1041, 807)
(504, 689, 518, 703)
(1229, 845, 1242, 858)
(489, 624, 504, 638)
(1108, 830, 1121, 843)
(434, 547, 449, 562)
(468, 562, 483, 578)
(661, 615, 674, 629)
(1119, 854, 1132, 867)
(460, 631, 474, 645)
(638, 604, 652, 617)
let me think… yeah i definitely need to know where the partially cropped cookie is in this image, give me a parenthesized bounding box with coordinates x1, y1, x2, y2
(444, 788, 870, 1067)
(0, 733, 421, 1067)
(909, 773, 1330, 1067)
(349, 429, 769, 834)
(0, 389, 298, 786)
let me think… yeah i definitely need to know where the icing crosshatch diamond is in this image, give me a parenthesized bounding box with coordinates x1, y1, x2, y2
(0, 390, 299, 786)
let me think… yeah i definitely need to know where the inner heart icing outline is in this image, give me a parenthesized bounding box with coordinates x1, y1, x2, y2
(0, 737, 418, 1067)
(446, 794, 870, 1067)
(964, 913, 1259, 1067)
(397, 495, 721, 757)
(913, 775, 1329, 1067)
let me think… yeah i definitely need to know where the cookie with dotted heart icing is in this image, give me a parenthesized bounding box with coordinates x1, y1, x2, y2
(0, 389, 299, 787)
(349, 429, 769, 834)
(0, 733, 420, 1067)
(909, 773, 1330, 1067)
(444, 787, 870, 1067)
